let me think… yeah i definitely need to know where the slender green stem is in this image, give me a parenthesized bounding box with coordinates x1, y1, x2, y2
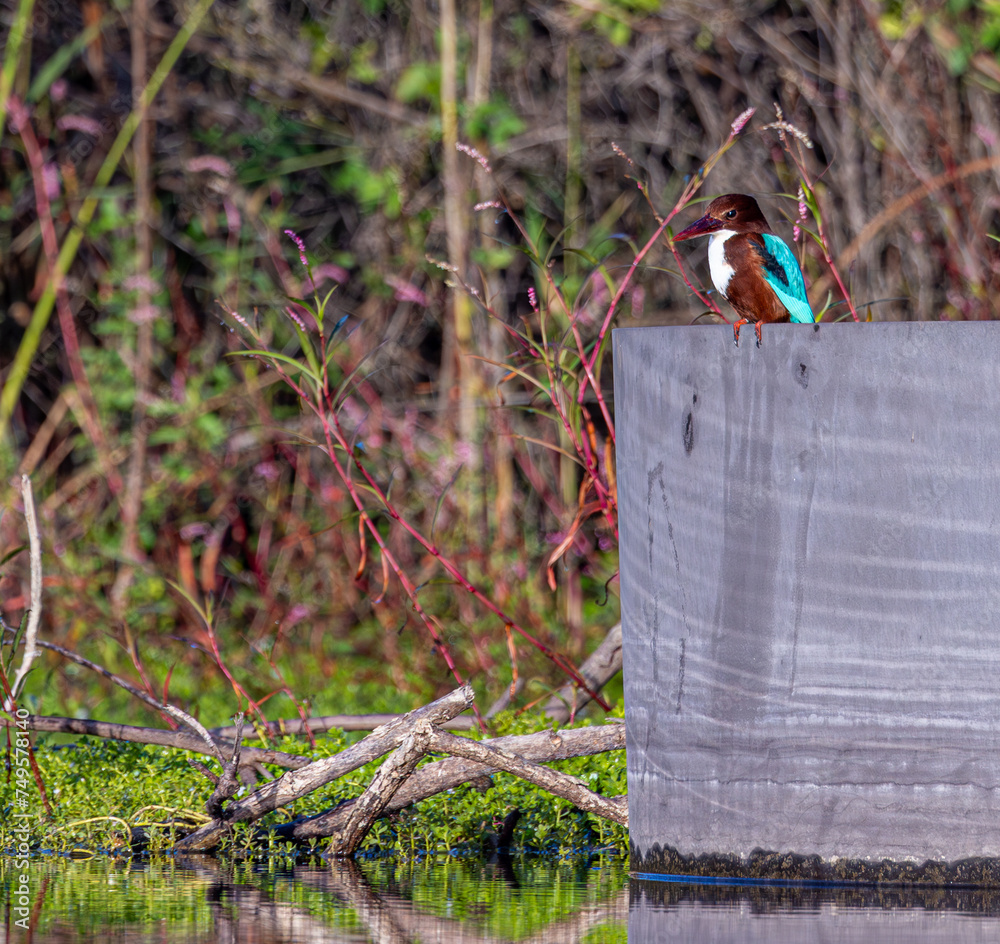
(0, 0, 217, 438)
(0, 0, 36, 134)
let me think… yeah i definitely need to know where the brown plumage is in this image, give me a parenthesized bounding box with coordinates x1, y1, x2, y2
(674, 194, 814, 345)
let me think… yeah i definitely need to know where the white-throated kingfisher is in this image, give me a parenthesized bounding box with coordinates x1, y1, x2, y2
(673, 193, 814, 346)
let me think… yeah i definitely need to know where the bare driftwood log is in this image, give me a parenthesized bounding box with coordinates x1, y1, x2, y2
(15, 715, 309, 768)
(543, 623, 622, 724)
(424, 727, 626, 825)
(278, 722, 625, 842)
(174, 684, 475, 852)
(295, 722, 624, 854)
(210, 712, 474, 738)
(327, 722, 433, 856)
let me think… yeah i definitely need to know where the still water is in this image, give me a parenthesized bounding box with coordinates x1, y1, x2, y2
(5, 854, 1000, 942)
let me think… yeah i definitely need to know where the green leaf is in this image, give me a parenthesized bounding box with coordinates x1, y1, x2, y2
(227, 350, 321, 384)
(27, 19, 105, 102)
(0, 543, 26, 566)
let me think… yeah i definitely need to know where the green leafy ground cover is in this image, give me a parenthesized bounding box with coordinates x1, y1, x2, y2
(2, 710, 627, 859)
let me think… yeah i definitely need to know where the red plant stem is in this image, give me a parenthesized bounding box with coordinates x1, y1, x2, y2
(250, 355, 475, 710)
(200, 609, 269, 729)
(533, 337, 618, 539)
(327, 405, 608, 708)
(667, 242, 722, 313)
(16, 105, 122, 494)
(586, 129, 754, 382)
(501, 200, 620, 446)
(784, 142, 860, 323)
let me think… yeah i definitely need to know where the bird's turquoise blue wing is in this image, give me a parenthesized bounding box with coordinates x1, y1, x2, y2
(760, 233, 814, 324)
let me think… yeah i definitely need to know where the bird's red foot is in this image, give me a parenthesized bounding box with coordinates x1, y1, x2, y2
(733, 318, 749, 347)
(755, 321, 764, 346)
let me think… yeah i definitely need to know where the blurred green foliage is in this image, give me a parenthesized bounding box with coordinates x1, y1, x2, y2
(878, 0, 1000, 77)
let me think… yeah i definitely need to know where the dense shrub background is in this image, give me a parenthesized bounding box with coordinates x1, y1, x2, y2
(2, 0, 1000, 723)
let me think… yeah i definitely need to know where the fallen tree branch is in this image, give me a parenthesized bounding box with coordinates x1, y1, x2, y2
(205, 713, 246, 817)
(11, 715, 309, 768)
(210, 712, 474, 738)
(277, 722, 625, 842)
(424, 726, 627, 826)
(312, 721, 625, 854)
(6, 634, 227, 758)
(543, 622, 622, 724)
(174, 684, 475, 852)
(328, 722, 433, 856)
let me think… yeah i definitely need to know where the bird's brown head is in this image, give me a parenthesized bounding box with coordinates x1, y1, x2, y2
(672, 194, 772, 241)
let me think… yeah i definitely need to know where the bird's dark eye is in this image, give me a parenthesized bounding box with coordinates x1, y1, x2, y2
(725, 209, 737, 219)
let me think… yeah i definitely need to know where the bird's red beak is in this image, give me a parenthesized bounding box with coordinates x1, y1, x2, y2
(672, 215, 723, 242)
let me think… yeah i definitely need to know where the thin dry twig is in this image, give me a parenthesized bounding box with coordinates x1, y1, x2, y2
(5, 714, 308, 768)
(9, 475, 41, 702)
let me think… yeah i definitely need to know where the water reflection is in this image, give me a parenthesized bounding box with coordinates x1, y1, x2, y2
(630, 875, 1000, 943)
(1, 854, 627, 943)
(12, 855, 1000, 942)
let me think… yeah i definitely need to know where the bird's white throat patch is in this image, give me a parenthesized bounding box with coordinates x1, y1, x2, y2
(707, 229, 738, 298)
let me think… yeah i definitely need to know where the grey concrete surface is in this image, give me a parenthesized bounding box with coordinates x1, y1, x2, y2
(614, 322, 1000, 870)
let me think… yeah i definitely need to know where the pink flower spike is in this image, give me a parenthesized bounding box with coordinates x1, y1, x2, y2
(311, 262, 349, 286)
(56, 114, 102, 137)
(611, 141, 634, 166)
(42, 162, 61, 201)
(456, 142, 492, 173)
(284, 229, 309, 268)
(386, 274, 429, 307)
(730, 106, 756, 136)
(528, 286, 538, 312)
(285, 305, 308, 331)
(186, 155, 234, 177)
(793, 224, 801, 242)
